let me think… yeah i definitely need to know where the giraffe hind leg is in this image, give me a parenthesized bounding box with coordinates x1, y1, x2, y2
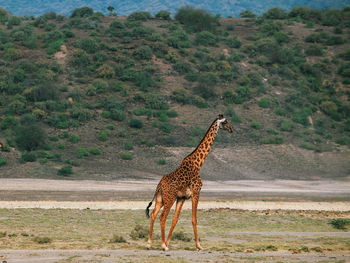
(160, 197, 176, 251)
(165, 197, 185, 248)
(147, 194, 162, 249)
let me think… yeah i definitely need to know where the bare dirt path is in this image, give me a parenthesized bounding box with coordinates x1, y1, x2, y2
(0, 200, 349, 211)
(1, 178, 349, 194)
(0, 249, 349, 263)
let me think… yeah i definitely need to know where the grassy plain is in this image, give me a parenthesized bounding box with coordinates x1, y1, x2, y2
(0, 208, 349, 253)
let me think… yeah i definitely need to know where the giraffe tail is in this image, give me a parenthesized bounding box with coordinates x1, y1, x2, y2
(145, 201, 153, 219)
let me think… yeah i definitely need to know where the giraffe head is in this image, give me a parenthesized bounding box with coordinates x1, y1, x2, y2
(217, 114, 233, 133)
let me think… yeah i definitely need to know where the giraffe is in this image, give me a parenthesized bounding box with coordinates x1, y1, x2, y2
(145, 114, 233, 251)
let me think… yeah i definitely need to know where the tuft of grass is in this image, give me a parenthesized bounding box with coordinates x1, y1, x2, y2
(329, 218, 350, 230)
(110, 234, 127, 243)
(120, 153, 133, 160)
(32, 236, 52, 244)
(0, 231, 6, 238)
(171, 231, 191, 242)
(130, 225, 148, 240)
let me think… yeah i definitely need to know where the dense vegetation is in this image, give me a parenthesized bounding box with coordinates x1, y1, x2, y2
(0, 6, 349, 177)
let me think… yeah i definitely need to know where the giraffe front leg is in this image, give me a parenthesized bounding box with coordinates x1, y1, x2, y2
(147, 199, 162, 249)
(191, 193, 203, 251)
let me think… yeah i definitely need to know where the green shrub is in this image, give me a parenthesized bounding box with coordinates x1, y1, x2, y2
(157, 159, 166, 165)
(21, 151, 37, 162)
(70, 108, 92, 122)
(145, 94, 169, 110)
(123, 141, 134, 150)
(134, 45, 153, 60)
(15, 117, 46, 151)
(194, 31, 218, 46)
(57, 165, 73, 176)
(155, 10, 171, 20)
(240, 10, 256, 18)
(129, 119, 143, 129)
(175, 7, 218, 32)
(71, 7, 94, 18)
(68, 134, 80, 143)
(263, 8, 287, 19)
(173, 61, 192, 75)
(98, 130, 110, 142)
(278, 119, 294, 132)
(0, 157, 7, 166)
(339, 48, 350, 61)
(120, 153, 133, 160)
(89, 148, 102, 155)
(110, 235, 127, 243)
(250, 121, 262, 130)
(127, 11, 152, 21)
(292, 108, 312, 126)
(76, 148, 90, 158)
(305, 44, 324, 56)
(226, 36, 242, 48)
(299, 142, 317, 151)
(257, 98, 271, 108)
(329, 218, 350, 230)
(110, 109, 125, 121)
(336, 136, 350, 146)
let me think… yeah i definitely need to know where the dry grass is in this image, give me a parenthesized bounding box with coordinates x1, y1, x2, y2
(0, 208, 349, 253)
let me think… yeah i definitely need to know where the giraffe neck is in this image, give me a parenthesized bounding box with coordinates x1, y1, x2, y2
(185, 118, 222, 170)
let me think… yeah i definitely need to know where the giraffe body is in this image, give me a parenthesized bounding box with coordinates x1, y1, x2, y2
(146, 115, 233, 251)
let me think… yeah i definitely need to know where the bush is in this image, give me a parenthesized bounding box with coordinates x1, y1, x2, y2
(263, 8, 287, 19)
(278, 119, 294, 132)
(71, 7, 94, 18)
(57, 165, 73, 176)
(329, 218, 350, 230)
(173, 61, 192, 74)
(21, 152, 37, 162)
(257, 98, 271, 108)
(98, 130, 110, 142)
(120, 153, 133, 160)
(194, 31, 218, 46)
(15, 117, 46, 151)
(127, 11, 152, 21)
(0, 157, 7, 166)
(240, 10, 256, 18)
(134, 45, 153, 60)
(76, 148, 89, 158)
(75, 38, 100, 54)
(226, 36, 241, 48)
(89, 148, 102, 155)
(305, 44, 324, 56)
(129, 119, 143, 129)
(175, 7, 218, 32)
(155, 10, 171, 20)
(145, 94, 169, 110)
(68, 134, 80, 143)
(123, 141, 134, 150)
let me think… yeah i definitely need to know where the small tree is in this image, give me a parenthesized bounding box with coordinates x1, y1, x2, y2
(71, 7, 94, 18)
(107, 6, 116, 16)
(240, 10, 256, 18)
(155, 10, 171, 20)
(175, 6, 218, 32)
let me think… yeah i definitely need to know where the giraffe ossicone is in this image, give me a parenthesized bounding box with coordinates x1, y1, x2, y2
(146, 114, 233, 251)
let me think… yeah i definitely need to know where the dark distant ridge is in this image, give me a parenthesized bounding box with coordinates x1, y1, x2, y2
(0, 0, 349, 17)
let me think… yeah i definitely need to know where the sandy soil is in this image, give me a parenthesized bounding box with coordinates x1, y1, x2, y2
(0, 200, 349, 211)
(0, 249, 349, 263)
(1, 178, 349, 194)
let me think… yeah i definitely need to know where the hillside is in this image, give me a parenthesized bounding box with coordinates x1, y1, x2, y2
(1, 0, 350, 17)
(0, 7, 349, 180)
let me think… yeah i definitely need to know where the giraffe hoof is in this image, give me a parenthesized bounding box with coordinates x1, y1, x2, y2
(162, 246, 169, 251)
(146, 243, 151, 250)
(196, 245, 203, 251)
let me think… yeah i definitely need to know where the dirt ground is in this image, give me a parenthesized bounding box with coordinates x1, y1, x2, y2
(0, 179, 349, 262)
(1, 249, 349, 263)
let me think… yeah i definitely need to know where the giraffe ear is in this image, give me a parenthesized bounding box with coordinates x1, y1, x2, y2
(218, 114, 224, 119)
